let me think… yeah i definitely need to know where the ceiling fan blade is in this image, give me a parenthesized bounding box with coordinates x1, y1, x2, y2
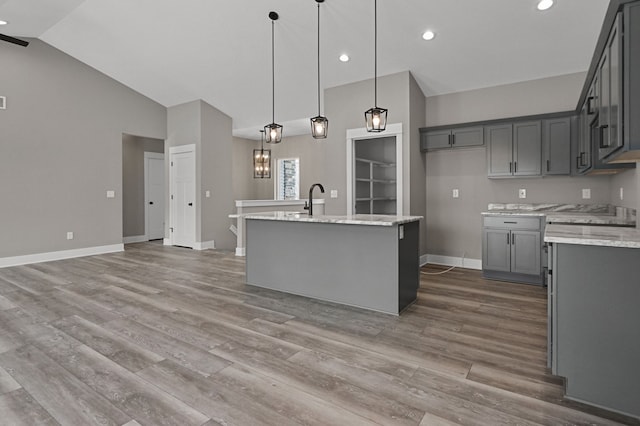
(0, 34, 29, 47)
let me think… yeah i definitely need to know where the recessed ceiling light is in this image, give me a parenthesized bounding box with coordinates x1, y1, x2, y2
(537, 0, 554, 11)
(422, 30, 435, 41)
(339, 54, 350, 62)
(0, 20, 8, 26)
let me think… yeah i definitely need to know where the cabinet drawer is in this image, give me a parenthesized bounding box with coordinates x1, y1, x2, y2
(483, 216, 541, 230)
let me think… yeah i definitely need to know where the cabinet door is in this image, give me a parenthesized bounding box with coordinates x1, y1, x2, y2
(452, 127, 484, 148)
(486, 124, 513, 177)
(608, 14, 623, 154)
(513, 121, 542, 176)
(422, 130, 451, 150)
(483, 228, 511, 272)
(511, 230, 541, 276)
(543, 117, 571, 175)
(598, 48, 610, 154)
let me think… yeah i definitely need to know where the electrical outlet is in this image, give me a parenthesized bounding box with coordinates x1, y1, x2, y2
(106, 190, 115, 198)
(582, 188, 591, 199)
(0, 96, 6, 110)
(205, 190, 211, 198)
(66, 232, 74, 240)
(518, 189, 527, 199)
(620, 187, 624, 200)
(452, 189, 459, 198)
(330, 190, 338, 199)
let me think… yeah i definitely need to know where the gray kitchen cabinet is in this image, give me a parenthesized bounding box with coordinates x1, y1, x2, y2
(420, 126, 483, 151)
(487, 121, 541, 177)
(599, 14, 623, 159)
(543, 117, 571, 175)
(482, 216, 543, 285)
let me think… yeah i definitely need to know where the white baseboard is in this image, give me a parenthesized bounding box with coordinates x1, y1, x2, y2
(163, 238, 172, 246)
(0, 244, 124, 268)
(194, 240, 215, 250)
(235, 247, 246, 257)
(123, 235, 147, 244)
(425, 254, 482, 270)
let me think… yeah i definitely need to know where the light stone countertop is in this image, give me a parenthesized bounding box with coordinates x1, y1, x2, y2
(244, 211, 423, 226)
(544, 224, 640, 248)
(482, 210, 636, 226)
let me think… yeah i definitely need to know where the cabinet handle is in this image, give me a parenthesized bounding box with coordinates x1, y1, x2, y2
(507, 233, 510, 245)
(514, 162, 517, 173)
(599, 125, 610, 148)
(580, 152, 586, 167)
(451, 134, 455, 145)
(509, 162, 512, 173)
(587, 96, 594, 115)
(512, 233, 515, 245)
(546, 159, 550, 172)
(503, 221, 518, 224)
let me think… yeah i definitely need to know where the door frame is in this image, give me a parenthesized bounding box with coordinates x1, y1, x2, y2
(144, 152, 165, 241)
(169, 144, 196, 247)
(346, 122, 403, 216)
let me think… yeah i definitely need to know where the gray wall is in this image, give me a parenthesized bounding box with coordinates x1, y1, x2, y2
(122, 134, 164, 238)
(409, 73, 427, 253)
(423, 72, 632, 261)
(0, 40, 166, 258)
(166, 100, 235, 250)
(610, 169, 638, 210)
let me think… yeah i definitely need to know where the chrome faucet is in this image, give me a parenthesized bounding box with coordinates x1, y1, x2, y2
(304, 183, 325, 216)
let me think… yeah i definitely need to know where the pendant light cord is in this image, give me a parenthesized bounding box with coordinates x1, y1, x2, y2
(317, 2, 321, 115)
(271, 18, 275, 124)
(374, 0, 377, 108)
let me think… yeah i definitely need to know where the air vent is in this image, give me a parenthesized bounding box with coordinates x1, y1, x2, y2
(0, 96, 5, 109)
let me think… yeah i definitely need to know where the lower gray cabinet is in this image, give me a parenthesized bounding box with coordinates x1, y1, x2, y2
(482, 216, 543, 285)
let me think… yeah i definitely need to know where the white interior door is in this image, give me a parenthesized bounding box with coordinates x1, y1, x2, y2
(145, 153, 165, 240)
(170, 146, 196, 248)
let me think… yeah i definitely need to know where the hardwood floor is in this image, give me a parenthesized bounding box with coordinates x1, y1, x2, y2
(0, 242, 637, 425)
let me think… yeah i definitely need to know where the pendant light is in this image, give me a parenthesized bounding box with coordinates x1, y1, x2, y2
(364, 0, 387, 132)
(265, 11, 283, 143)
(254, 130, 271, 179)
(310, 0, 328, 139)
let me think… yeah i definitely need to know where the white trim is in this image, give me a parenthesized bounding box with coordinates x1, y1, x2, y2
(420, 254, 429, 266)
(144, 152, 165, 242)
(425, 254, 482, 270)
(169, 144, 196, 154)
(346, 123, 403, 216)
(194, 240, 215, 250)
(123, 235, 147, 244)
(234, 199, 325, 208)
(0, 244, 124, 268)
(163, 238, 172, 245)
(563, 396, 640, 421)
(235, 247, 246, 256)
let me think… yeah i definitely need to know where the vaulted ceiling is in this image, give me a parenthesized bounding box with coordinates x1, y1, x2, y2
(1, 0, 609, 138)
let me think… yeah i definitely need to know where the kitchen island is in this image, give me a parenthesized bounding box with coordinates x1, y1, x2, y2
(545, 224, 640, 419)
(244, 212, 422, 315)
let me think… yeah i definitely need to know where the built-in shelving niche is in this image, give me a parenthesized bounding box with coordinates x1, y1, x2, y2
(347, 123, 403, 216)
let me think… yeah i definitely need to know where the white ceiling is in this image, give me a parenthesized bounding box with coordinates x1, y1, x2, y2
(1, 0, 610, 139)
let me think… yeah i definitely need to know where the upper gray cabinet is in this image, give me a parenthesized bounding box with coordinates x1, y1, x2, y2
(487, 121, 541, 177)
(543, 117, 571, 175)
(420, 126, 483, 151)
(598, 14, 623, 159)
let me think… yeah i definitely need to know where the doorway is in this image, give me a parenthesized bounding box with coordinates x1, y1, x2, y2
(169, 145, 196, 248)
(145, 153, 165, 240)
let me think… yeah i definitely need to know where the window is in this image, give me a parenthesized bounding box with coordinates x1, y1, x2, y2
(276, 158, 300, 200)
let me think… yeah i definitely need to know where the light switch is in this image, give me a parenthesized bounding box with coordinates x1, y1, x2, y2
(66, 232, 73, 240)
(620, 187, 624, 200)
(330, 190, 338, 199)
(106, 190, 115, 198)
(205, 190, 211, 198)
(582, 188, 591, 199)
(518, 189, 526, 199)
(452, 189, 459, 198)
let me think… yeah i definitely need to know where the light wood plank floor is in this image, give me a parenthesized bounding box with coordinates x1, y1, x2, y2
(0, 242, 637, 426)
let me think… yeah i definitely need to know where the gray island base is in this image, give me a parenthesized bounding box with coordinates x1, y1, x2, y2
(245, 212, 422, 315)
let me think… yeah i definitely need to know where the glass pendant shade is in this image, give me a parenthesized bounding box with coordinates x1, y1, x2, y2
(365, 106, 388, 132)
(264, 123, 282, 143)
(254, 130, 271, 178)
(311, 115, 328, 138)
